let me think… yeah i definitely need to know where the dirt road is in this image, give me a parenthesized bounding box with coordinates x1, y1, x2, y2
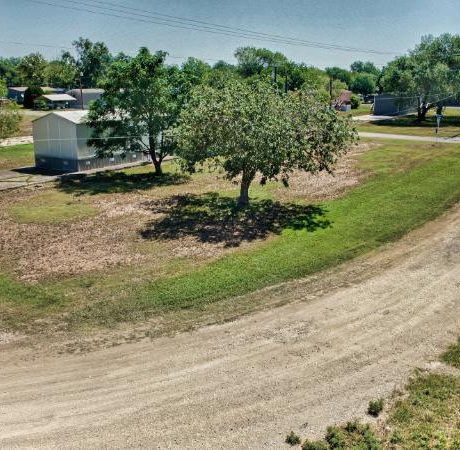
(1, 204, 460, 449)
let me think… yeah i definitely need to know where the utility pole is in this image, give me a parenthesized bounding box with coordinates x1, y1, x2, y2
(79, 71, 84, 110)
(329, 76, 334, 108)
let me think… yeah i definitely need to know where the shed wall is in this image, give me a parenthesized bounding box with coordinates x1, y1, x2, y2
(33, 114, 151, 172)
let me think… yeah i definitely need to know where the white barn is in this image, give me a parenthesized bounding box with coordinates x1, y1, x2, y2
(33, 111, 150, 172)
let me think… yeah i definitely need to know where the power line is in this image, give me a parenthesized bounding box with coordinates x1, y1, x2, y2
(23, 0, 396, 56)
(65, 0, 397, 55)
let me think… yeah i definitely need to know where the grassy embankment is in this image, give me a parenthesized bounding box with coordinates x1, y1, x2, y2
(1, 139, 460, 332)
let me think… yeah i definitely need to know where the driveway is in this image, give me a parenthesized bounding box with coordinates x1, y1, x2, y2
(1, 202, 459, 448)
(359, 131, 460, 144)
(0, 168, 57, 191)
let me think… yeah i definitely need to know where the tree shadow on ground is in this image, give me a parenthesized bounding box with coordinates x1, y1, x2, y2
(140, 192, 332, 247)
(57, 171, 190, 196)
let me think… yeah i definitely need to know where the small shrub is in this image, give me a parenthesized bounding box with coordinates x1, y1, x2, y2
(0, 103, 21, 139)
(326, 422, 382, 449)
(368, 398, 384, 417)
(285, 431, 301, 446)
(350, 94, 361, 110)
(302, 439, 328, 450)
(325, 426, 347, 448)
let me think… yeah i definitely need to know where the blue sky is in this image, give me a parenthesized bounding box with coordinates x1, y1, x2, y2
(1, 0, 460, 69)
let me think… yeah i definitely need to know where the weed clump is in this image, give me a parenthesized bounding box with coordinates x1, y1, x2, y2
(286, 431, 301, 446)
(368, 399, 384, 417)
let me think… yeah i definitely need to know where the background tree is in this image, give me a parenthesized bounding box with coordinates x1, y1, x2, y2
(172, 57, 212, 105)
(87, 48, 178, 175)
(0, 57, 22, 86)
(325, 66, 352, 88)
(350, 61, 381, 77)
(0, 103, 21, 139)
(70, 37, 112, 88)
(45, 59, 77, 88)
(18, 53, 47, 86)
(174, 80, 356, 207)
(235, 47, 288, 79)
(351, 73, 377, 95)
(381, 34, 460, 121)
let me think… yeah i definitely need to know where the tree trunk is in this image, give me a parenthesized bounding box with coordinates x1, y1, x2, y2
(148, 135, 163, 176)
(153, 158, 163, 176)
(417, 101, 429, 122)
(237, 171, 254, 208)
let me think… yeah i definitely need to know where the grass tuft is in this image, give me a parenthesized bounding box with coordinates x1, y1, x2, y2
(367, 399, 384, 417)
(441, 338, 460, 369)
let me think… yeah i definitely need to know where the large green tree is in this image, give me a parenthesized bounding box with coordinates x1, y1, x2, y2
(0, 57, 22, 86)
(325, 67, 353, 87)
(87, 48, 179, 175)
(45, 59, 78, 89)
(67, 37, 112, 88)
(381, 34, 460, 120)
(351, 73, 377, 96)
(18, 53, 47, 86)
(173, 80, 356, 207)
(350, 61, 381, 77)
(235, 47, 288, 78)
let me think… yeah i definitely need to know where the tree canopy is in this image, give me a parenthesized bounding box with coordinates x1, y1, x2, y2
(351, 73, 377, 96)
(18, 53, 47, 86)
(173, 80, 356, 207)
(350, 61, 381, 76)
(87, 47, 179, 175)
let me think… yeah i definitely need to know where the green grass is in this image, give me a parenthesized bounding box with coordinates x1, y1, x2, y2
(70, 139, 460, 327)
(441, 338, 460, 369)
(1, 139, 460, 331)
(356, 107, 460, 138)
(342, 103, 373, 117)
(0, 143, 34, 170)
(387, 373, 460, 449)
(8, 191, 98, 224)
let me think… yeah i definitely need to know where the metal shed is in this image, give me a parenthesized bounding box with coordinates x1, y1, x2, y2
(33, 110, 150, 172)
(373, 94, 418, 116)
(35, 94, 77, 109)
(66, 89, 105, 109)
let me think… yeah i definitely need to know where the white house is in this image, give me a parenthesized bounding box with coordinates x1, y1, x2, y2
(32, 110, 150, 172)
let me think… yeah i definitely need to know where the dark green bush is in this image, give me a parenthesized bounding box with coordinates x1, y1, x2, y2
(285, 431, 301, 446)
(301, 439, 328, 450)
(368, 399, 384, 417)
(350, 94, 361, 110)
(23, 86, 44, 109)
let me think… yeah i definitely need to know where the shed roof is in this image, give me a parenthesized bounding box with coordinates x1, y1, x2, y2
(33, 110, 89, 125)
(8, 86, 28, 92)
(67, 88, 105, 94)
(41, 94, 77, 102)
